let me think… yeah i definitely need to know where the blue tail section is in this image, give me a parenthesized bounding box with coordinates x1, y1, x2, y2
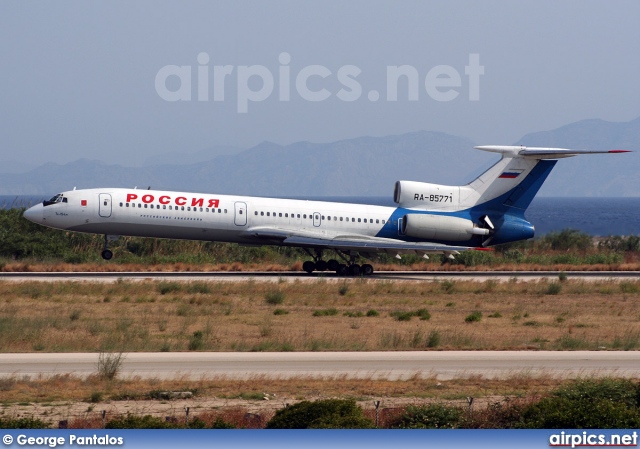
(494, 160, 557, 213)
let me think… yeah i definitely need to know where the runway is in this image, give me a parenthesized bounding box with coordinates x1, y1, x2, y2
(2, 351, 639, 380)
(0, 270, 638, 282)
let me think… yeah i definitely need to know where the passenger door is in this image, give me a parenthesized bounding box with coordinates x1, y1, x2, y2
(99, 193, 112, 218)
(234, 202, 247, 226)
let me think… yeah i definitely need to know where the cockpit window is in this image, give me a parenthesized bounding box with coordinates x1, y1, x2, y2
(43, 194, 65, 207)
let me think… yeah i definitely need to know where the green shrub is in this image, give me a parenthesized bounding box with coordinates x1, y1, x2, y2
(106, 414, 177, 429)
(519, 378, 640, 429)
(211, 417, 236, 429)
(265, 290, 285, 305)
(338, 285, 349, 296)
(186, 282, 211, 294)
(390, 310, 414, 321)
(366, 309, 379, 317)
(546, 282, 562, 295)
(416, 309, 431, 321)
(0, 417, 50, 429)
(188, 330, 204, 350)
(542, 229, 592, 251)
(465, 311, 482, 323)
(158, 282, 182, 295)
(426, 330, 440, 348)
(273, 308, 289, 315)
(266, 399, 374, 429)
(313, 308, 338, 317)
(390, 404, 464, 429)
(441, 280, 456, 293)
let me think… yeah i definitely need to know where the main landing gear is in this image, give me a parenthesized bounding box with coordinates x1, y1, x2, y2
(301, 249, 374, 276)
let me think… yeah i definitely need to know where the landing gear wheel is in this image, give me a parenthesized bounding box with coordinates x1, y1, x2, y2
(349, 264, 361, 276)
(336, 264, 348, 276)
(101, 249, 113, 261)
(361, 264, 374, 276)
(327, 259, 339, 272)
(315, 260, 328, 272)
(302, 261, 316, 274)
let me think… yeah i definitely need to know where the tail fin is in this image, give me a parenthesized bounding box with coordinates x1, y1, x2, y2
(459, 146, 630, 212)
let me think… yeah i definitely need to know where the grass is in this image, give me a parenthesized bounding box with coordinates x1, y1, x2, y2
(0, 278, 638, 352)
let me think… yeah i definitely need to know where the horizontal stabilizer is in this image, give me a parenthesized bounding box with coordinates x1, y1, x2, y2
(475, 146, 631, 159)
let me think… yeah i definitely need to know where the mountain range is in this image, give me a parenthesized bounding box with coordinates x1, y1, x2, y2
(0, 117, 637, 197)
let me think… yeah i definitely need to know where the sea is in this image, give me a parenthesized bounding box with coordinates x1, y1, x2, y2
(1, 195, 638, 237)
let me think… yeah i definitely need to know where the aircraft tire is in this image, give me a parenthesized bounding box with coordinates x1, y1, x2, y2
(362, 264, 374, 276)
(349, 264, 361, 276)
(101, 250, 113, 261)
(302, 261, 316, 274)
(336, 264, 348, 275)
(327, 259, 340, 271)
(316, 260, 328, 272)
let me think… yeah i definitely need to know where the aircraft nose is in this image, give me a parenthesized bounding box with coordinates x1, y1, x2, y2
(23, 203, 44, 223)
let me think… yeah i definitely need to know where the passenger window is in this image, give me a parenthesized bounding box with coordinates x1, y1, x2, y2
(150, 204, 154, 209)
(239, 210, 243, 214)
(224, 209, 227, 213)
(126, 203, 129, 207)
(352, 218, 355, 222)
(119, 203, 123, 207)
(340, 217, 343, 221)
(181, 206, 185, 211)
(303, 214, 306, 219)
(327, 216, 331, 221)
(261, 211, 264, 216)
(382, 220, 385, 224)
(376, 219, 379, 224)
(285, 213, 288, 218)
(297, 214, 300, 218)
(267, 212, 270, 216)
(255, 211, 258, 215)
(358, 218, 361, 223)
(164, 205, 167, 210)
(144, 204, 148, 208)
(322, 215, 325, 220)
(279, 213, 282, 217)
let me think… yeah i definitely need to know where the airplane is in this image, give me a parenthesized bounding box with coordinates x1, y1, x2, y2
(23, 145, 629, 276)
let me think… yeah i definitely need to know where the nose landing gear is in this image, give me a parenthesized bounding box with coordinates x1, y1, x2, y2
(101, 234, 119, 260)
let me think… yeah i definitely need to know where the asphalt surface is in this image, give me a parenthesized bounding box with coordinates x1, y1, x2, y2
(0, 271, 638, 282)
(2, 351, 639, 380)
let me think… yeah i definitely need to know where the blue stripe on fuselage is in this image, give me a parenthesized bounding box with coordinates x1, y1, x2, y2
(376, 160, 557, 246)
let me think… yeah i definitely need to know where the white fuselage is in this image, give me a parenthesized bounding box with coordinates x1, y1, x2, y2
(25, 188, 400, 245)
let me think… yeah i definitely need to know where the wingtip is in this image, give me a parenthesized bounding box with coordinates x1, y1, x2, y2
(608, 150, 632, 153)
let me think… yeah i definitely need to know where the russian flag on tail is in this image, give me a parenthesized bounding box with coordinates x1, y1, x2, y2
(499, 170, 523, 179)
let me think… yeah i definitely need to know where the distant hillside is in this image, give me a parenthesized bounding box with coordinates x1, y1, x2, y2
(0, 117, 637, 197)
(516, 117, 640, 196)
(0, 132, 488, 196)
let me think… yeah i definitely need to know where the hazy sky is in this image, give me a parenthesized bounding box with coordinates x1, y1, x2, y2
(1, 0, 639, 166)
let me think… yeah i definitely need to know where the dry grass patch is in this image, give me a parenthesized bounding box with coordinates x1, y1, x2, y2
(0, 279, 638, 352)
